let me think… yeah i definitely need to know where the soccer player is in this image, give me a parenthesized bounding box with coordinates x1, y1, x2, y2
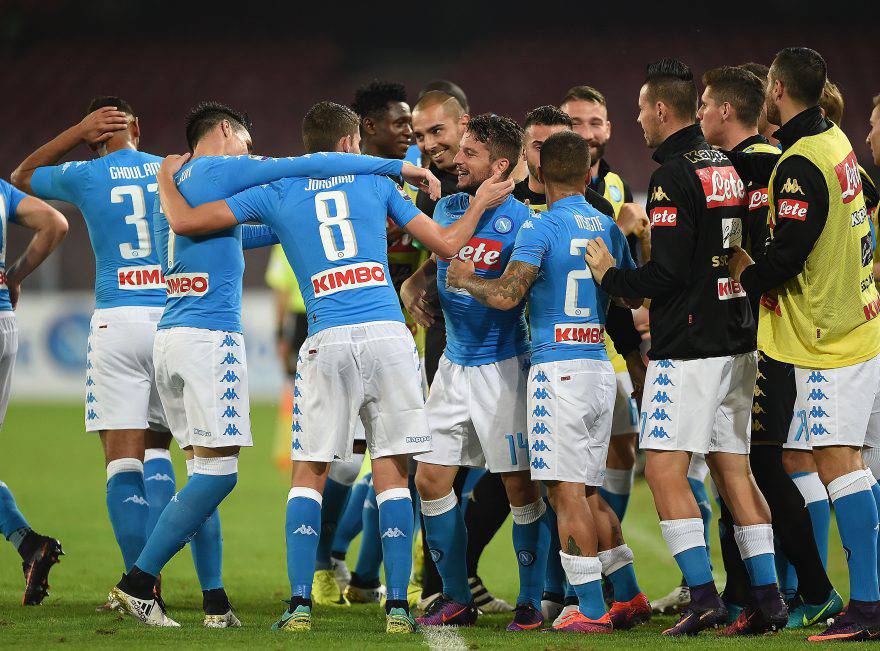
(868, 94, 880, 170)
(740, 63, 779, 147)
(0, 180, 67, 605)
(728, 47, 880, 642)
(106, 101, 435, 628)
(447, 129, 651, 633)
(11, 98, 182, 599)
(585, 59, 787, 636)
(151, 100, 512, 634)
(699, 65, 842, 628)
(401, 114, 549, 632)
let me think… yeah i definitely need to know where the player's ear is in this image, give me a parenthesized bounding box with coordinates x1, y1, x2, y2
(220, 119, 231, 139)
(460, 113, 470, 129)
(130, 117, 140, 142)
(362, 118, 376, 135)
(492, 158, 510, 177)
(337, 134, 353, 154)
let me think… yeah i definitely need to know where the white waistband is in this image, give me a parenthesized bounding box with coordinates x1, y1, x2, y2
(92, 306, 164, 323)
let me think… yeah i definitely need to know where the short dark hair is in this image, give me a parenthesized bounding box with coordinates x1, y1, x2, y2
(185, 101, 252, 151)
(739, 62, 770, 86)
(465, 113, 523, 176)
(87, 95, 134, 117)
(524, 105, 572, 131)
(702, 66, 765, 127)
(561, 85, 606, 107)
(418, 80, 469, 113)
(771, 47, 827, 106)
(540, 130, 591, 187)
(352, 80, 407, 121)
(302, 101, 360, 153)
(644, 58, 698, 120)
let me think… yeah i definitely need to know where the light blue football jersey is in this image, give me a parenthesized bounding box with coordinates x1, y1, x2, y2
(154, 153, 406, 333)
(30, 149, 165, 309)
(227, 174, 420, 336)
(434, 193, 531, 366)
(0, 179, 28, 311)
(509, 194, 635, 365)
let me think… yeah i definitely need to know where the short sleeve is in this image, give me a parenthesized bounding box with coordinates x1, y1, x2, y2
(30, 161, 89, 204)
(1, 180, 28, 223)
(377, 177, 421, 228)
(509, 217, 550, 267)
(225, 183, 280, 225)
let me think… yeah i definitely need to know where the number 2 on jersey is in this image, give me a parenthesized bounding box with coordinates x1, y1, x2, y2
(564, 238, 593, 317)
(112, 183, 157, 259)
(315, 190, 357, 261)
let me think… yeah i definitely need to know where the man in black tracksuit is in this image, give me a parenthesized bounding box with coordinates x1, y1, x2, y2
(585, 59, 787, 637)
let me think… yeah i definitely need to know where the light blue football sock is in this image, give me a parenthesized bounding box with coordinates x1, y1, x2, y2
(560, 552, 605, 619)
(286, 487, 322, 599)
(661, 518, 713, 587)
(511, 500, 550, 608)
(377, 488, 413, 602)
(734, 524, 777, 586)
(791, 471, 830, 568)
(829, 471, 880, 602)
(106, 458, 149, 572)
(143, 449, 176, 537)
(599, 545, 640, 602)
(136, 456, 237, 578)
(421, 490, 471, 604)
(0, 480, 30, 545)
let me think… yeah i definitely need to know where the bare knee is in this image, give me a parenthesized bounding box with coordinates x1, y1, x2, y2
(782, 449, 816, 476)
(501, 470, 539, 507)
(100, 429, 146, 464)
(415, 462, 456, 501)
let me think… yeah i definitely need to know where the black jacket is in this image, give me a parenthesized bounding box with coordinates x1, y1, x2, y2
(600, 125, 757, 359)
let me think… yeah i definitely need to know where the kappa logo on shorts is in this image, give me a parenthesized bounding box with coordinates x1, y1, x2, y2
(807, 388, 829, 401)
(532, 388, 549, 400)
(221, 353, 240, 365)
(221, 406, 241, 418)
(292, 422, 303, 432)
(532, 370, 549, 383)
(406, 435, 431, 444)
(194, 428, 211, 437)
(532, 405, 551, 417)
(220, 370, 240, 383)
(531, 457, 550, 470)
(86, 359, 93, 369)
(809, 406, 829, 418)
(294, 386, 302, 397)
(806, 371, 828, 383)
(653, 373, 674, 386)
(86, 376, 94, 386)
(220, 335, 238, 347)
(86, 393, 97, 404)
(87, 409, 99, 421)
(656, 360, 676, 368)
(648, 426, 670, 439)
(810, 423, 831, 437)
(295, 371, 303, 381)
(517, 550, 536, 567)
(223, 424, 241, 436)
(220, 388, 239, 400)
(293, 404, 302, 415)
(292, 439, 303, 451)
(531, 422, 550, 436)
(649, 408, 672, 421)
(651, 391, 674, 404)
(531, 440, 551, 453)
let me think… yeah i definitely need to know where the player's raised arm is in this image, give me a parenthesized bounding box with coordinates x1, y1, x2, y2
(4, 194, 68, 308)
(11, 106, 129, 194)
(402, 171, 514, 259)
(157, 153, 239, 235)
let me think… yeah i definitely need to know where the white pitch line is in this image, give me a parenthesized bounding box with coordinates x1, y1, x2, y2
(419, 625, 468, 651)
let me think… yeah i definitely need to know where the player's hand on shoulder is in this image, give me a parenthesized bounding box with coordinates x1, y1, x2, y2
(445, 257, 475, 290)
(401, 162, 441, 201)
(78, 106, 130, 150)
(617, 203, 650, 238)
(160, 153, 192, 180)
(584, 237, 615, 283)
(474, 171, 515, 209)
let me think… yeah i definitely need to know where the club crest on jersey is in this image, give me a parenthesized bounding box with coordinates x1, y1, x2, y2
(696, 166, 745, 207)
(493, 216, 513, 234)
(609, 185, 623, 202)
(311, 262, 387, 297)
(454, 237, 503, 270)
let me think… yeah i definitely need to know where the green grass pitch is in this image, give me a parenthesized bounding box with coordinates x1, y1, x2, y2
(0, 402, 860, 648)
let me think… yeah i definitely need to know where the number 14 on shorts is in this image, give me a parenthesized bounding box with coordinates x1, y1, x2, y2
(504, 432, 529, 465)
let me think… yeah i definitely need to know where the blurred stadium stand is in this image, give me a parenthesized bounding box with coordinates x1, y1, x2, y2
(1, 2, 877, 292)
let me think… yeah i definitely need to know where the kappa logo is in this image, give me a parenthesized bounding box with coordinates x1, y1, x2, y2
(531, 440, 551, 453)
(752, 403, 765, 414)
(649, 408, 672, 421)
(86, 392, 97, 403)
(381, 527, 407, 539)
(220, 388, 239, 400)
(293, 404, 302, 415)
(532, 370, 549, 383)
(294, 386, 302, 397)
(806, 371, 828, 383)
(653, 373, 674, 386)
(531, 422, 551, 436)
(145, 473, 173, 483)
(531, 457, 550, 470)
(810, 423, 831, 437)
(293, 524, 318, 536)
(780, 177, 805, 195)
(292, 438, 303, 451)
(221, 353, 240, 365)
(808, 388, 829, 401)
(86, 376, 94, 386)
(517, 550, 536, 567)
(87, 409, 99, 420)
(292, 422, 303, 432)
(650, 186, 670, 202)
(651, 391, 674, 404)
(533, 388, 549, 400)
(220, 370, 240, 383)
(656, 360, 676, 368)
(532, 405, 551, 418)
(221, 406, 241, 418)
(223, 424, 241, 436)
(123, 494, 149, 506)
(809, 406, 830, 418)
(295, 372, 303, 381)
(220, 334, 238, 347)
(86, 359, 93, 370)
(648, 426, 670, 439)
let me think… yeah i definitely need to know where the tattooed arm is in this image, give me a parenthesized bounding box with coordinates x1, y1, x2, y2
(445, 258, 538, 311)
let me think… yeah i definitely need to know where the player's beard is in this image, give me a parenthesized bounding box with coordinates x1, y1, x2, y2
(765, 97, 781, 127)
(589, 140, 606, 167)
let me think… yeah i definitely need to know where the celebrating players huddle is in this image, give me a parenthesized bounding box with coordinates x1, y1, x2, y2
(1, 44, 880, 643)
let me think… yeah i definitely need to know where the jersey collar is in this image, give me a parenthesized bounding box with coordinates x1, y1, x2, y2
(774, 106, 831, 151)
(732, 133, 770, 153)
(652, 124, 705, 165)
(549, 194, 588, 210)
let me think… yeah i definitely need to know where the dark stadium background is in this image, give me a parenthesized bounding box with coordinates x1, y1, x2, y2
(2, 0, 877, 293)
